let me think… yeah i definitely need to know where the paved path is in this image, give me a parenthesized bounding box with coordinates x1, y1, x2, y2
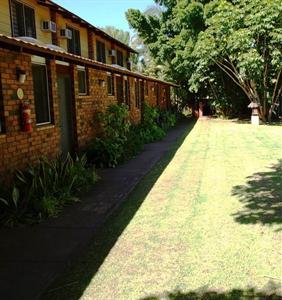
(0, 121, 191, 300)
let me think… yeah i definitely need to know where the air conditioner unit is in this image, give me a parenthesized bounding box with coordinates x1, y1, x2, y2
(60, 28, 72, 39)
(108, 49, 116, 57)
(41, 21, 57, 33)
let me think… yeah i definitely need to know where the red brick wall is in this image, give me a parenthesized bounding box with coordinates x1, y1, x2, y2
(0, 48, 171, 181)
(0, 49, 60, 180)
(72, 70, 142, 148)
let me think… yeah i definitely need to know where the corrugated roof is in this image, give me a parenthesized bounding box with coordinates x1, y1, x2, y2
(0, 34, 178, 87)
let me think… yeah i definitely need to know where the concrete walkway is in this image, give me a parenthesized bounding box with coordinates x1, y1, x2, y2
(0, 122, 191, 300)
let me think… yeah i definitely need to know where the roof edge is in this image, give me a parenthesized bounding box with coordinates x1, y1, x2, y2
(0, 34, 179, 87)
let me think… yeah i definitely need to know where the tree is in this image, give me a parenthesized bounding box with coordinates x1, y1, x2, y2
(100, 26, 130, 45)
(130, 4, 165, 77)
(126, 0, 282, 121)
(190, 0, 282, 121)
(126, 0, 209, 110)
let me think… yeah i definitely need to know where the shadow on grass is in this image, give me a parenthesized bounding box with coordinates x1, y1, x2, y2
(232, 160, 282, 230)
(142, 286, 282, 300)
(42, 119, 196, 300)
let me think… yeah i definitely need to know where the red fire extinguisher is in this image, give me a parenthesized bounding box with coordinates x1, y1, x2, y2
(21, 100, 32, 132)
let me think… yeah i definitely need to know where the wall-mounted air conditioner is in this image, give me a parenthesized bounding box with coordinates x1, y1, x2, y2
(60, 28, 72, 39)
(108, 49, 116, 57)
(41, 21, 57, 33)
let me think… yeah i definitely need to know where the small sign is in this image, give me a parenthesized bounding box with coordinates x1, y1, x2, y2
(17, 88, 24, 100)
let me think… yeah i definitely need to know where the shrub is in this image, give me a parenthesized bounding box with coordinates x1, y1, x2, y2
(139, 104, 166, 143)
(159, 109, 177, 131)
(0, 154, 98, 227)
(123, 125, 144, 159)
(87, 104, 131, 167)
(87, 103, 179, 168)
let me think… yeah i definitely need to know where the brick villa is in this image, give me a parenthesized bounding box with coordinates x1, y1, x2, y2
(0, 0, 177, 179)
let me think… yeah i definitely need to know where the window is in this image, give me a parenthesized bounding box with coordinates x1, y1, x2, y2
(107, 73, 114, 95)
(11, 0, 36, 38)
(117, 50, 123, 67)
(96, 40, 106, 63)
(154, 83, 158, 96)
(140, 80, 144, 105)
(32, 64, 50, 125)
(77, 67, 87, 95)
(124, 78, 130, 107)
(116, 76, 124, 103)
(145, 81, 148, 96)
(0, 114, 4, 133)
(0, 81, 5, 134)
(67, 27, 81, 55)
(155, 83, 160, 105)
(135, 80, 140, 109)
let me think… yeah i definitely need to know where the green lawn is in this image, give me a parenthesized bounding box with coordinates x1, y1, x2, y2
(43, 119, 282, 300)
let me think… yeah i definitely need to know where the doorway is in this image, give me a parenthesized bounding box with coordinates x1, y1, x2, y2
(57, 72, 74, 155)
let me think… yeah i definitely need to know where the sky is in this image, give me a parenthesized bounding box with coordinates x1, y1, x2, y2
(54, 0, 154, 32)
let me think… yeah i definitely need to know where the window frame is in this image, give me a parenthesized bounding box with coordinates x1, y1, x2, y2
(0, 80, 5, 134)
(139, 80, 144, 105)
(10, 0, 36, 38)
(32, 62, 51, 126)
(116, 50, 124, 67)
(145, 81, 148, 96)
(116, 75, 124, 103)
(107, 73, 115, 96)
(96, 40, 106, 63)
(77, 66, 88, 95)
(124, 77, 130, 107)
(135, 79, 140, 109)
(67, 26, 81, 56)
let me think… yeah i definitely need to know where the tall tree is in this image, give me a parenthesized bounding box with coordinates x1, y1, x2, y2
(190, 0, 282, 121)
(126, 0, 208, 109)
(130, 4, 164, 76)
(126, 0, 282, 120)
(101, 26, 130, 45)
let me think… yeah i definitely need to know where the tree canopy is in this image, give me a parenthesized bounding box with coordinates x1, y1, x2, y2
(100, 26, 130, 45)
(126, 0, 282, 120)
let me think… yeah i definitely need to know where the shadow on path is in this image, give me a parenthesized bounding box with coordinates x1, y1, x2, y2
(232, 160, 282, 230)
(42, 120, 196, 300)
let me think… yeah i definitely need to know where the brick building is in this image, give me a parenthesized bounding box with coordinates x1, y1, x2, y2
(0, 0, 177, 179)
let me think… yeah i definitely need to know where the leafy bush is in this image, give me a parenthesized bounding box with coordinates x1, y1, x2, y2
(87, 103, 178, 168)
(139, 104, 166, 143)
(0, 186, 29, 227)
(159, 109, 177, 131)
(0, 154, 98, 227)
(87, 104, 130, 167)
(123, 125, 144, 158)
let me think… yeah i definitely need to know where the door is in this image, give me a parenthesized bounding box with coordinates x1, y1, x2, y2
(57, 73, 74, 155)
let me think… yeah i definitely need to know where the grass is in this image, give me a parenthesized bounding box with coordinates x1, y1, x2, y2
(42, 119, 282, 300)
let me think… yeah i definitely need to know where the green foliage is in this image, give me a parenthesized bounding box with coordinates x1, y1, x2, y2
(123, 125, 145, 159)
(190, 0, 282, 120)
(127, 0, 282, 121)
(139, 104, 166, 143)
(0, 154, 98, 227)
(87, 104, 131, 167)
(159, 109, 177, 131)
(87, 104, 178, 168)
(100, 26, 130, 45)
(0, 186, 28, 227)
